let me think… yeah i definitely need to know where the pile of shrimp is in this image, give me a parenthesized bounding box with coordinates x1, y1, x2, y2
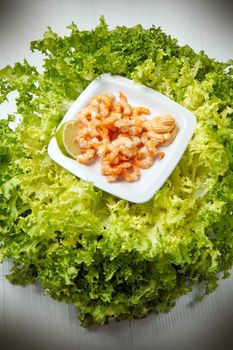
(75, 92, 178, 182)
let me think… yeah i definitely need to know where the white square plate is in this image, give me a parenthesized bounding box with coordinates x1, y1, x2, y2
(48, 74, 196, 203)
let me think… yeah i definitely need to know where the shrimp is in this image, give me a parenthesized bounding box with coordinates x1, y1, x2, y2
(121, 165, 141, 182)
(76, 125, 91, 148)
(106, 175, 119, 183)
(134, 156, 154, 169)
(102, 135, 137, 169)
(76, 124, 98, 149)
(87, 123, 99, 137)
(77, 149, 96, 164)
(77, 106, 99, 125)
(89, 93, 115, 118)
(110, 101, 121, 113)
(109, 135, 138, 159)
(127, 125, 143, 135)
(114, 118, 132, 128)
(156, 150, 165, 158)
(104, 148, 119, 164)
(101, 160, 125, 176)
(130, 136, 142, 147)
(118, 91, 132, 115)
(97, 144, 109, 158)
(142, 138, 158, 156)
(89, 137, 101, 149)
(102, 161, 131, 178)
(97, 126, 110, 143)
(110, 155, 120, 165)
(115, 162, 132, 170)
(132, 106, 150, 117)
(100, 114, 119, 126)
(90, 93, 114, 107)
(77, 137, 91, 149)
(114, 117, 143, 134)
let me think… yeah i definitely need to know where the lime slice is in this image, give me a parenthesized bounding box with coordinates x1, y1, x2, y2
(55, 120, 80, 159)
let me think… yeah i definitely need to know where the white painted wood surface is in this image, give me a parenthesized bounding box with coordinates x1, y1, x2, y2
(0, 1, 233, 349)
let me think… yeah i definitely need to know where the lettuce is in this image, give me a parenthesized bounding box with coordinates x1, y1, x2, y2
(0, 18, 232, 327)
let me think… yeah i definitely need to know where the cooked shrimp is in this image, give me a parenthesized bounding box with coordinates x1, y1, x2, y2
(115, 162, 132, 170)
(101, 161, 125, 176)
(89, 137, 101, 149)
(77, 137, 91, 149)
(130, 136, 142, 147)
(119, 91, 132, 115)
(111, 102, 122, 113)
(127, 125, 143, 135)
(97, 126, 110, 143)
(100, 114, 119, 126)
(77, 106, 99, 125)
(134, 156, 154, 169)
(97, 144, 109, 158)
(77, 149, 96, 164)
(110, 155, 120, 165)
(137, 146, 148, 159)
(114, 117, 143, 134)
(90, 93, 114, 108)
(114, 118, 132, 128)
(104, 148, 119, 164)
(87, 124, 99, 137)
(76, 124, 98, 150)
(76, 125, 91, 148)
(143, 138, 158, 156)
(109, 135, 138, 158)
(121, 165, 141, 182)
(106, 175, 119, 183)
(89, 93, 115, 118)
(102, 136, 137, 169)
(132, 106, 150, 117)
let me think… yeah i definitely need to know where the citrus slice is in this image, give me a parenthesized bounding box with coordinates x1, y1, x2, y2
(55, 120, 80, 159)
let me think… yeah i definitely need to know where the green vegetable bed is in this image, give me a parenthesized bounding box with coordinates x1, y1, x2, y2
(0, 18, 233, 327)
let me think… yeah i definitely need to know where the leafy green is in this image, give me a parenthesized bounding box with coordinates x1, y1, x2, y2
(0, 18, 233, 327)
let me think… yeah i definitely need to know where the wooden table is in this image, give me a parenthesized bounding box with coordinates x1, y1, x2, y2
(0, 1, 233, 349)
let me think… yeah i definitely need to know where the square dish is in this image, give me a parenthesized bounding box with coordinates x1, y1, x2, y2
(48, 74, 196, 203)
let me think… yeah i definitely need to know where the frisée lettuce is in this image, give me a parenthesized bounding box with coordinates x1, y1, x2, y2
(0, 18, 233, 327)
